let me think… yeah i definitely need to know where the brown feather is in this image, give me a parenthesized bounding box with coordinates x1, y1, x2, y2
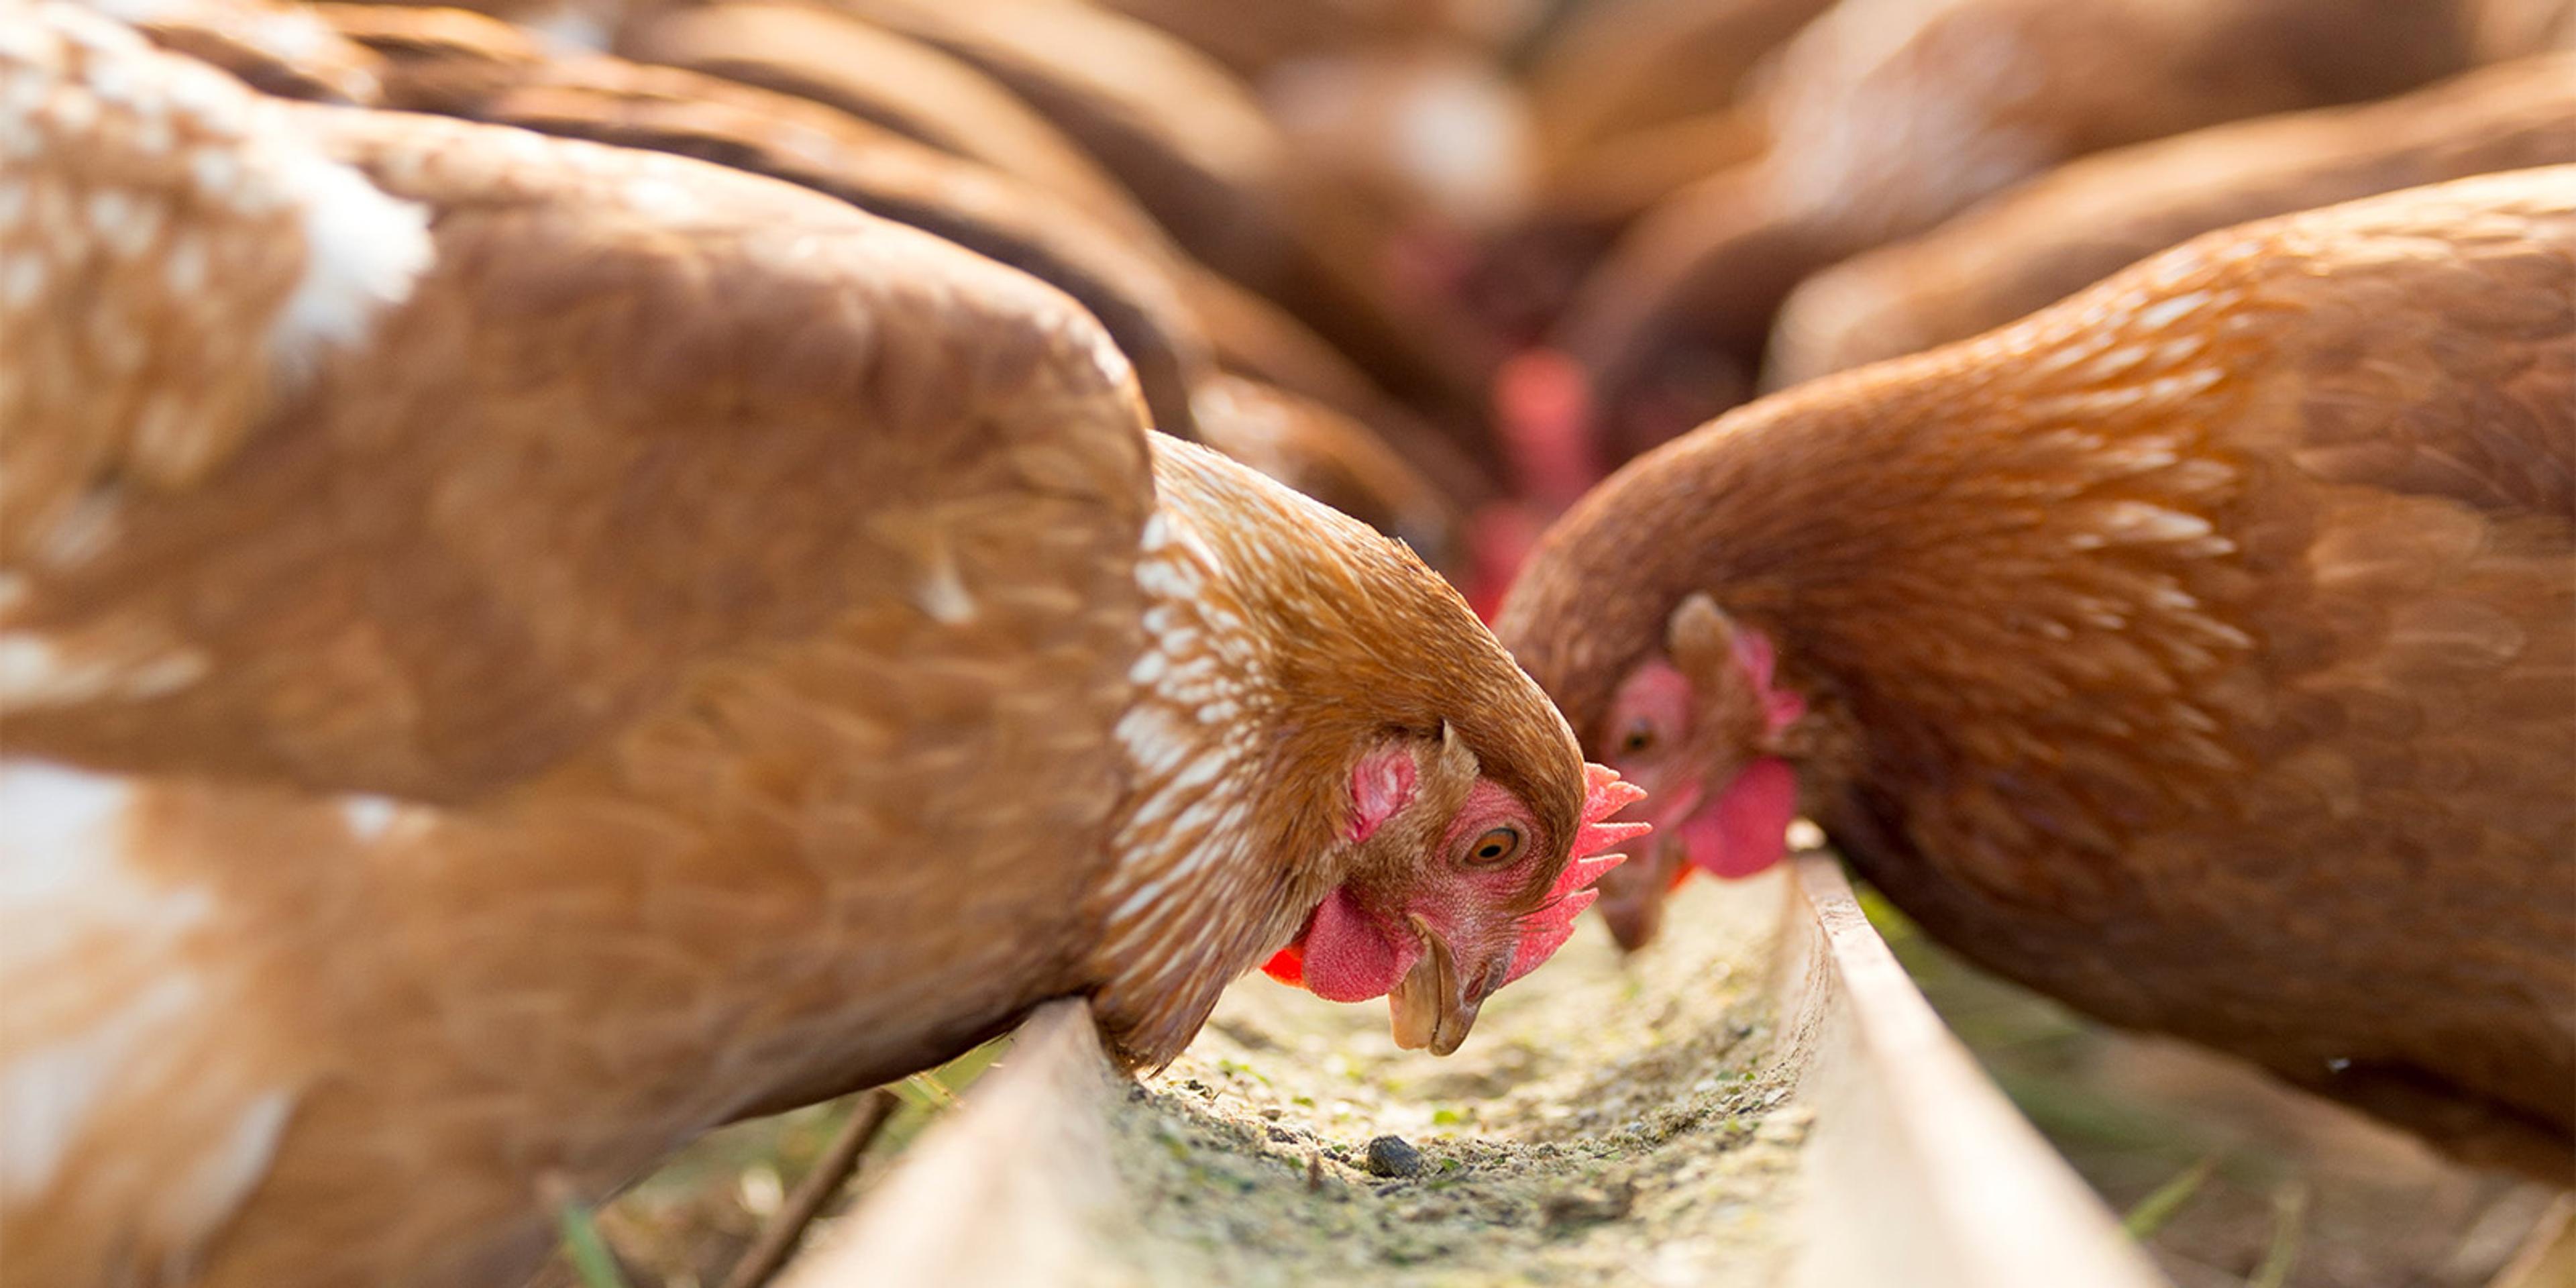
(117, 0, 388, 104)
(619, 3, 1165, 248)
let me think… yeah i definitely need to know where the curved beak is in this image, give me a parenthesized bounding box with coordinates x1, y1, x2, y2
(1597, 830, 1688, 952)
(1591, 771, 1706, 952)
(1388, 914, 1495, 1056)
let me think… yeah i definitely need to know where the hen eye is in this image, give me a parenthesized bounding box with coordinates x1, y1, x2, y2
(1617, 722, 1658, 757)
(1465, 825, 1523, 867)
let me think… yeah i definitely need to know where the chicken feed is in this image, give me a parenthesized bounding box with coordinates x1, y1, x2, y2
(1093, 873, 1809, 1287)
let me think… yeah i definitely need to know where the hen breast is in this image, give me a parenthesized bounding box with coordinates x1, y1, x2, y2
(2, 9, 1152, 1281)
(1815, 168, 2573, 1175)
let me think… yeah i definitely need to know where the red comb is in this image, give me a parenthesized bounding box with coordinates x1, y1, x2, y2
(1503, 764, 1649, 985)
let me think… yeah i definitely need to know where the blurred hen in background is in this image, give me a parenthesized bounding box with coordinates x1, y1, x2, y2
(1768, 52, 2576, 386)
(1534, 0, 2568, 469)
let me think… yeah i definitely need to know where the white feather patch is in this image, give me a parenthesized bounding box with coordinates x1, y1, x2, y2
(2, 974, 202, 1199)
(0, 759, 140, 904)
(520, 6, 610, 53)
(157, 1089, 294, 1239)
(0, 761, 215, 987)
(0, 631, 208, 707)
(266, 139, 434, 385)
(338, 794, 398, 841)
(0, 762, 221, 1199)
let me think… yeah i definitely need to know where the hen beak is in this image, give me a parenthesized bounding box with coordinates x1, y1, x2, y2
(1389, 914, 1488, 1055)
(1598, 875, 1664, 953)
(1599, 833, 1684, 953)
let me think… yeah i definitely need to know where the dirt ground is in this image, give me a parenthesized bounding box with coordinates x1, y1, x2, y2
(1087, 873, 1807, 1288)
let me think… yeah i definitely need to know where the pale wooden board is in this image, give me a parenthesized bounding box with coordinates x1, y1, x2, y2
(1777, 854, 2168, 1288)
(777, 1002, 1119, 1288)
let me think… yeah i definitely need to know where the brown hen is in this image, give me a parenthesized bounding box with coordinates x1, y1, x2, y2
(1771, 53, 2576, 385)
(1552, 0, 2514, 464)
(0, 9, 1640, 1283)
(1501, 168, 2576, 1178)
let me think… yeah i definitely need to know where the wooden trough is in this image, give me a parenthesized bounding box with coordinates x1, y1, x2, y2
(777, 853, 2170, 1287)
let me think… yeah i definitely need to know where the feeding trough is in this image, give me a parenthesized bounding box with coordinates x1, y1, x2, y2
(776, 853, 2168, 1287)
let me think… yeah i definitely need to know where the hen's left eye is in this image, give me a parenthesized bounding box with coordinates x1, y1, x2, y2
(1465, 826, 1523, 866)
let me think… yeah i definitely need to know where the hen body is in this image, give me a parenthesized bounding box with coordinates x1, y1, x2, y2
(1, 9, 1614, 1282)
(1503, 168, 2576, 1175)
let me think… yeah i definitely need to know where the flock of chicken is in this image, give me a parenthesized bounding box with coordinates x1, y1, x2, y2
(1, 0, 2571, 1282)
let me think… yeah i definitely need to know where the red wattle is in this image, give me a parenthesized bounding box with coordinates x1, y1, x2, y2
(1261, 943, 1306, 984)
(1678, 757, 1799, 879)
(1297, 887, 1411, 1003)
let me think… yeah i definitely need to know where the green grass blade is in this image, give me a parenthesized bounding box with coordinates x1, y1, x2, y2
(894, 1071, 958, 1112)
(555, 1198, 632, 1288)
(2249, 1181, 2309, 1288)
(2121, 1153, 2220, 1240)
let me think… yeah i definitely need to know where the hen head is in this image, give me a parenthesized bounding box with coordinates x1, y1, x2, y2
(1498, 493, 1810, 952)
(1121, 437, 1650, 1059)
(1261, 749, 1644, 1054)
